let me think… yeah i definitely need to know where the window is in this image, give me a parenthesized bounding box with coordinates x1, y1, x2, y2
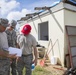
(38, 21, 49, 41)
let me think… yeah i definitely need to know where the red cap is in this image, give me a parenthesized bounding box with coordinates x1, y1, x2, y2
(21, 24, 31, 35)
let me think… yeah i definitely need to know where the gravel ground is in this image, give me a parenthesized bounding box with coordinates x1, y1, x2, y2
(37, 59, 67, 75)
(43, 64, 67, 75)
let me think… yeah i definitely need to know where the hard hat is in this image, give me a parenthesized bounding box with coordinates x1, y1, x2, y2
(21, 24, 31, 35)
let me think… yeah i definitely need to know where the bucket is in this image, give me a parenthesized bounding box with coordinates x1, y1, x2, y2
(51, 56, 57, 65)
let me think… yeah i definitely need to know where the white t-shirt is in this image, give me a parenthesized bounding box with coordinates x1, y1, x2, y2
(0, 32, 8, 50)
(17, 34, 37, 55)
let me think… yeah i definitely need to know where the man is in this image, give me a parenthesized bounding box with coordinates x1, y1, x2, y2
(17, 24, 38, 75)
(0, 18, 17, 75)
(5, 20, 17, 75)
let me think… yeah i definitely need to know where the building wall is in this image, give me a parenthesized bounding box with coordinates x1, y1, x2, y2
(64, 10, 76, 25)
(64, 9, 76, 67)
(48, 10, 64, 66)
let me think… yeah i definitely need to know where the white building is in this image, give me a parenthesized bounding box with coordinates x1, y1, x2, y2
(18, 0, 76, 67)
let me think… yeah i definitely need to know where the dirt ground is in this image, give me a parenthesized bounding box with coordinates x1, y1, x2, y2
(43, 64, 67, 75)
(37, 59, 67, 75)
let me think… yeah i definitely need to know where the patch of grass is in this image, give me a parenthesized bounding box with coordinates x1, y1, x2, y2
(32, 66, 52, 75)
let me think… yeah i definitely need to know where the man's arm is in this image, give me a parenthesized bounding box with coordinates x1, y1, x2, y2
(0, 49, 9, 57)
(16, 43, 20, 48)
(0, 49, 17, 58)
(33, 47, 38, 66)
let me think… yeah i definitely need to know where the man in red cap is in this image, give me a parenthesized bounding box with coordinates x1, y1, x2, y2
(17, 24, 38, 75)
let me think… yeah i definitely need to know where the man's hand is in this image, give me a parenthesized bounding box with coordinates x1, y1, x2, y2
(7, 54, 17, 59)
(33, 58, 37, 66)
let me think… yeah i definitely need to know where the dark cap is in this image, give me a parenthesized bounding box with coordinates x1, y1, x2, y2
(0, 18, 9, 27)
(10, 20, 17, 28)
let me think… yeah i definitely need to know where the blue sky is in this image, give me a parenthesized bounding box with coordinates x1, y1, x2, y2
(0, 0, 60, 21)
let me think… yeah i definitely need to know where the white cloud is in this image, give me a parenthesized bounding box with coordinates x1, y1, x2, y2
(0, 0, 20, 16)
(0, 0, 32, 21)
(7, 9, 32, 21)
